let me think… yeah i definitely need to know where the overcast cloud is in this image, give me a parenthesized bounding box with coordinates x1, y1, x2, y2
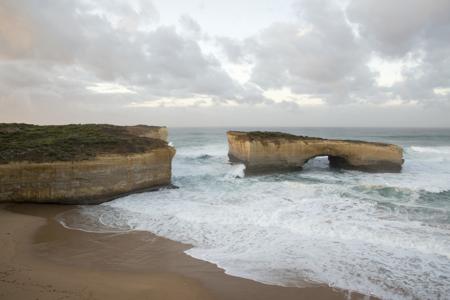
(0, 0, 449, 126)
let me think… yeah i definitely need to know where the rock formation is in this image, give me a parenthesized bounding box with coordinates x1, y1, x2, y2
(125, 125, 169, 142)
(0, 124, 175, 204)
(227, 131, 404, 174)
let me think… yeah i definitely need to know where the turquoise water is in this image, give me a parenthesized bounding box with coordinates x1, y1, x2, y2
(59, 128, 450, 299)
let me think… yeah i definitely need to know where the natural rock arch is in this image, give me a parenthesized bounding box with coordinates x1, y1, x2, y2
(227, 131, 404, 174)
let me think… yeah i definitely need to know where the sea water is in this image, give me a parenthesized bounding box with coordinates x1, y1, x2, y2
(58, 127, 450, 299)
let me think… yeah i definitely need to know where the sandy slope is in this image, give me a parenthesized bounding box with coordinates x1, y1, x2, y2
(0, 204, 359, 300)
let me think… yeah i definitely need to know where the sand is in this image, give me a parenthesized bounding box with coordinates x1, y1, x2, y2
(0, 204, 370, 300)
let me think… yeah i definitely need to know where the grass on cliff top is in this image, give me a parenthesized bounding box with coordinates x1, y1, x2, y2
(229, 131, 394, 147)
(230, 131, 323, 141)
(0, 123, 168, 164)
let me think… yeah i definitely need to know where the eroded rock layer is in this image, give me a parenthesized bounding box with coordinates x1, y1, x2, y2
(227, 131, 404, 174)
(0, 124, 175, 204)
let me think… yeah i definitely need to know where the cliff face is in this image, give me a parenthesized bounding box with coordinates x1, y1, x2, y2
(0, 124, 175, 204)
(0, 148, 175, 204)
(227, 131, 404, 174)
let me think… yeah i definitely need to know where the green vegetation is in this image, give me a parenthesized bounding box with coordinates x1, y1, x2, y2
(229, 131, 322, 142)
(229, 131, 392, 146)
(0, 123, 167, 164)
(244, 131, 321, 141)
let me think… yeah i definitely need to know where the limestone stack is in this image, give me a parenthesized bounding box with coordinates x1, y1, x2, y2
(0, 124, 175, 204)
(227, 131, 404, 174)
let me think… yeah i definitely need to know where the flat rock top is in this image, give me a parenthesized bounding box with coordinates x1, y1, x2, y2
(0, 123, 169, 164)
(227, 131, 395, 147)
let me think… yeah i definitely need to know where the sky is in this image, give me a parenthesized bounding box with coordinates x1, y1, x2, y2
(1, 0, 450, 127)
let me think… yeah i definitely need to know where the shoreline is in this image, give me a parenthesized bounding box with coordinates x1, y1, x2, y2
(0, 203, 368, 300)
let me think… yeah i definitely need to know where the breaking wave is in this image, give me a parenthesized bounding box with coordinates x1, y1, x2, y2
(58, 130, 450, 300)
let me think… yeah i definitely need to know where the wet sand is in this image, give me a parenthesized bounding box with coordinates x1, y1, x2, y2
(0, 203, 369, 300)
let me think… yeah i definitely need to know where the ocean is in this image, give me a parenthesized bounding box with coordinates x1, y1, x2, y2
(58, 127, 450, 299)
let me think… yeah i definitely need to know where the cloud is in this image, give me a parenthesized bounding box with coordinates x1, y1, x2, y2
(0, 0, 252, 114)
(347, 0, 450, 106)
(178, 14, 202, 37)
(347, 0, 450, 57)
(0, 0, 449, 126)
(216, 37, 248, 64)
(242, 0, 375, 104)
(235, 0, 450, 106)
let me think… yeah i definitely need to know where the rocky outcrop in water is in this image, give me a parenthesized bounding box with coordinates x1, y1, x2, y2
(227, 131, 404, 174)
(0, 124, 175, 204)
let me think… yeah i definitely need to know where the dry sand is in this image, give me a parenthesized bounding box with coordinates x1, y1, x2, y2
(0, 204, 370, 300)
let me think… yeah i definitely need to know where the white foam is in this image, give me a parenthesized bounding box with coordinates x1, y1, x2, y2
(59, 142, 450, 300)
(299, 146, 450, 193)
(176, 143, 228, 159)
(410, 146, 450, 154)
(225, 163, 246, 179)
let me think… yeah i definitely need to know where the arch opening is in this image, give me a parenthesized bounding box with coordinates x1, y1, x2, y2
(303, 155, 352, 170)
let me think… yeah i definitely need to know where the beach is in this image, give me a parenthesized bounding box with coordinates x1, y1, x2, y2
(1, 128, 449, 299)
(0, 203, 352, 300)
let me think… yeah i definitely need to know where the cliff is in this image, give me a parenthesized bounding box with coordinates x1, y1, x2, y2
(125, 125, 168, 142)
(227, 131, 404, 174)
(0, 124, 175, 204)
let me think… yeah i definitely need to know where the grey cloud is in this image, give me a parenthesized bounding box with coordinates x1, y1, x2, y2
(0, 0, 250, 113)
(247, 0, 375, 103)
(178, 14, 202, 37)
(216, 37, 248, 64)
(347, 0, 450, 57)
(347, 0, 450, 105)
(0, 0, 449, 126)
(214, 0, 450, 107)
